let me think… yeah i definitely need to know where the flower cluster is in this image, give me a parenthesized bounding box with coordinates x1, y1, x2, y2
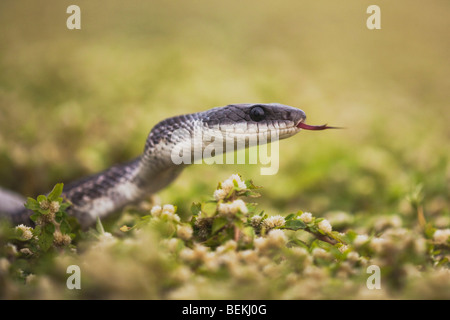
(15, 224, 33, 241)
(13, 183, 74, 254)
(433, 229, 450, 244)
(317, 219, 332, 234)
(151, 204, 181, 222)
(2, 174, 448, 300)
(262, 215, 285, 229)
(213, 174, 247, 201)
(218, 199, 248, 216)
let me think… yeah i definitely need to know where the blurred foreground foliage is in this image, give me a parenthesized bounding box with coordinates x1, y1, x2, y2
(0, 175, 449, 299)
(0, 0, 449, 299)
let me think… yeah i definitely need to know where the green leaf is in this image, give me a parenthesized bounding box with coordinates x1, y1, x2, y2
(202, 202, 217, 217)
(436, 257, 449, 268)
(47, 183, 64, 202)
(285, 219, 306, 230)
(24, 198, 40, 211)
(96, 217, 105, 235)
(242, 226, 255, 239)
(244, 179, 261, 190)
(33, 225, 41, 236)
(44, 223, 55, 234)
(191, 202, 202, 216)
(38, 232, 53, 252)
(60, 202, 71, 211)
(287, 238, 309, 249)
(240, 190, 261, 198)
(37, 195, 47, 203)
(60, 220, 72, 234)
(424, 224, 437, 239)
(211, 217, 228, 234)
(39, 208, 50, 215)
(285, 213, 296, 221)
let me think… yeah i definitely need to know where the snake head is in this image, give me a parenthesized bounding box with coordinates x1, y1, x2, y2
(147, 103, 340, 156)
(202, 103, 340, 141)
(202, 103, 306, 140)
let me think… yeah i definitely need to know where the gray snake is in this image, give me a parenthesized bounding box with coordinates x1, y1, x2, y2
(0, 103, 329, 229)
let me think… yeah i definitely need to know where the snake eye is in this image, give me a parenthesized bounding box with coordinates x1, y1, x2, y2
(250, 106, 266, 122)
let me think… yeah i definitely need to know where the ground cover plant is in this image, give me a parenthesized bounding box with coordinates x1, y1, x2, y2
(0, 1, 449, 299)
(0, 174, 448, 299)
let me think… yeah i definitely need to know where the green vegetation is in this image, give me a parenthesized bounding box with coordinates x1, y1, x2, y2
(0, 0, 448, 299)
(1, 175, 448, 299)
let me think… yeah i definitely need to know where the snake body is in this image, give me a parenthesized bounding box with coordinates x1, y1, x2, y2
(0, 103, 307, 228)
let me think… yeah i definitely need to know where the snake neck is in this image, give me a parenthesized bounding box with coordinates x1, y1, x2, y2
(61, 151, 185, 228)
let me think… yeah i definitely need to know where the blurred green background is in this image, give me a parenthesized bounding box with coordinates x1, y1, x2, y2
(0, 0, 448, 223)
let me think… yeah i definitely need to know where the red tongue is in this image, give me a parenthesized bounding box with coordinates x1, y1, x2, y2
(297, 122, 341, 130)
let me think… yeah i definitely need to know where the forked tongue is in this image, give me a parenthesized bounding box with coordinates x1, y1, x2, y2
(297, 122, 342, 130)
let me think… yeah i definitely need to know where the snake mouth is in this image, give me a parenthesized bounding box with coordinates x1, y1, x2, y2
(296, 120, 341, 131)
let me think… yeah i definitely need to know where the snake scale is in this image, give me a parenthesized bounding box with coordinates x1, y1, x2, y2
(0, 103, 332, 229)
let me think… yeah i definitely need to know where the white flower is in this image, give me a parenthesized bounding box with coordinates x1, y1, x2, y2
(215, 174, 247, 200)
(414, 237, 426, 254)
(222, 174, 247, 191)
(0, 258, 10, 273)
(53, 231, 72, 246)
(177, 225, 193, 241)
(238, 250, 259, 263)
(20, 248, 33, 256)
(92, 231, 117, 249)
(216, 240, 237, 254)
(233, 199, 248, 214)
(39, 199, 50, 210)
(262, 215, 286, 229)
(49, 201, 60, 214)
(374, 215, 402, 231)
(15, 224, 33, 241)
(299, 212, 313, 223)
(173, 266, 191, 283)
(317, 219, 332, 233)
(192, 244, 208, 260)
(218, 199, 248, 215)
(213, 189, 228, 201)
(338, 245, 349, 253)
(180, 244, 208, 263)
(250, 215, 262, 227)
(159, 204, 180, 221)
(433, 229, 450, 244)
(163, 238, 181, 252)
(312, 248, 330, 259)
(162, 204, 175, 215)
(253, 237, 268, 251)
(290, 246, 309, 258)
(150, 205, 162, 217)
(353, 234, 369, 246)
(267, 229, 287, 246)
(217, 251, 238, 270)
(254, 230, 287, 252)
(179, 248, 195, 261)
(25, 274, 36, 285)
(346, 251, 360, 262)
(370, 237, 386, 253)
(204, 252, 219, 271)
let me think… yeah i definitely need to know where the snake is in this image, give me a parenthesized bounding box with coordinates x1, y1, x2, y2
(0, 103, 335, 229)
